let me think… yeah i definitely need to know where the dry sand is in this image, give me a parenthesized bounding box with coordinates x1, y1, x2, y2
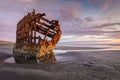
(0, 44, 120, 80)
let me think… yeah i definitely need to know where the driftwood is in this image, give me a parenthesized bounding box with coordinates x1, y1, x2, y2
(13, 9, 62, 63)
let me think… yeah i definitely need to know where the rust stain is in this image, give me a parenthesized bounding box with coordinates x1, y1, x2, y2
(13, 9, 62, 63)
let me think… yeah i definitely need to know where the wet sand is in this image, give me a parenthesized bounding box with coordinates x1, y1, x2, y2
(0, 44, 120, 80)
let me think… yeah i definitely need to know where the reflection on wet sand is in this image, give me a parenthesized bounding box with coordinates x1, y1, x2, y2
(4, 45, 120, 63)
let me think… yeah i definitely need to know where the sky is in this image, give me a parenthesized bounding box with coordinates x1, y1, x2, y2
(0, 0, 120, 45)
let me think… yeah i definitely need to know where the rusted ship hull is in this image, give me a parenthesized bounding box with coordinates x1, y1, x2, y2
(13, 47, 38, 63)
(13, 46, 56, 63)
(13, 9, 61, 63)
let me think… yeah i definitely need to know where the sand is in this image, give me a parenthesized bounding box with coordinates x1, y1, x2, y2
(0, 44, 120, 80)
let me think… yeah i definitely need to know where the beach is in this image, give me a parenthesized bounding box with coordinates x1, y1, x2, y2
(0, 44, 120, 80)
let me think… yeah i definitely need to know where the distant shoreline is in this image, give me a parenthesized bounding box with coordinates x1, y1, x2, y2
(56, 46, 109, 50)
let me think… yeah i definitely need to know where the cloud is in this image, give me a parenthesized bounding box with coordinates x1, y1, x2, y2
(84, 17, 94, 22)
(93, 23, 120, 29)
(98, 0, 112, 14)
(0, 0, 120, 42)
(16, 0, 35, 7)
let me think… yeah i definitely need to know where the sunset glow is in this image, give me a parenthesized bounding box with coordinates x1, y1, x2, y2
(0, 0, 120, 45)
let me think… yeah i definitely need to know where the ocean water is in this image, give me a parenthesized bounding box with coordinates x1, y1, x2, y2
(57, 43, 120, 51)
(4, 57, 15, 63)
(4, 44, 120, 63)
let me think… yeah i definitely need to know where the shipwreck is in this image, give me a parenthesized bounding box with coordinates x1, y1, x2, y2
(13, 9, 62, 63)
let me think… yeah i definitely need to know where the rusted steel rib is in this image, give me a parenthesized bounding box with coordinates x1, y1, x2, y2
(13, 9, 62, 63)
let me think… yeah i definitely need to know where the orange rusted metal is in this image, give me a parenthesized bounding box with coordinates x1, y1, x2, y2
(13, 9, 62, 63)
